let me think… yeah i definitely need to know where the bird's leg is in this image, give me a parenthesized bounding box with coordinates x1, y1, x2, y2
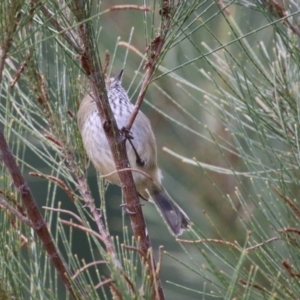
(120, 202, 144, 215)
(119, 203, 137, 215)
(120, 127, 145, 167)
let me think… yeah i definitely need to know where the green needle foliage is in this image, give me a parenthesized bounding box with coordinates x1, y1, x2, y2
(1, 0, 300, 299)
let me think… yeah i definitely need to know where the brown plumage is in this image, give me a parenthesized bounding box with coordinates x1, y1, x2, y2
(77, 70, 190, 236)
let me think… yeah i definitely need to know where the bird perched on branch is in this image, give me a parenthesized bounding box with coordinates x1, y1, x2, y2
(77, 69, 190, 236)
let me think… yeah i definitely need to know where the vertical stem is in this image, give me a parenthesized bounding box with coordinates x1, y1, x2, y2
(70, 3, 165, 298)
(0, 129, 79, 299)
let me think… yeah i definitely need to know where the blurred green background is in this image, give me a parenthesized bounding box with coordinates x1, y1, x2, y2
(2, 0, 299, 299)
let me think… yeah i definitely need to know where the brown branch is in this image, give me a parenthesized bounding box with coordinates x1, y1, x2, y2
(0, 4, 79, 298)
(35, 71, 118, 265)
(77, 4, 169, 296)
(38, 1, 168, 298)
(0, 129, 78, 299)
(26, 47, 119, 268)
(70, 3, 165, 300)
(35, 2, 122, 266)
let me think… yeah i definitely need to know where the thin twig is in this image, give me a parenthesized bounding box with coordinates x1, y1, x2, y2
(72, 260, 107, 280)
(124, 1, 172, 132)
(121, 244, 146, 259)
(106, 277, 123, 300)
(149, 248, 159, 300)
(94, 278, 114, 290)
(30, 172, 75, 202)
(19, 233, 30, 248)
(0, 189, 26, 216)
(44, 134, 63, 148)
(278, 227, 300, 235)
(246, 237, 280, 251)
(118, 42, 142, 55)
(0, 198, 32, 227)
(272, 185, 300, 218)
(120, 271, 136, 295)
(100, 167, 153, 181)
(178, 236, 280, 252)
(0, 48, 7, 84)
(35, 2, 81, 53)
(156, 246, 164, 277)
(255, 97, 294, 136)
(103, 51, 110, 76)
(9, 59, 27, 88)
(177, 238, 240, 250)
(43, 206, 84, 225)
(60, 219, 105, 243)
(282, 260, 300, 278)
(239, 279, 265, 291)
(75, 174, 120, 265)
(109, 5, 149, 12)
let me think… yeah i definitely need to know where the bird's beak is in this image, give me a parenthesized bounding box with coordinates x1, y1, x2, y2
(114, 69, 124, 83)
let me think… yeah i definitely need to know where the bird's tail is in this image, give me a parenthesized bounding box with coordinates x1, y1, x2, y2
(148, 184, 191, 236)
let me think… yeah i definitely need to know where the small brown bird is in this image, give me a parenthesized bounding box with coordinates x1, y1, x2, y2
(77, 70, 190, 236)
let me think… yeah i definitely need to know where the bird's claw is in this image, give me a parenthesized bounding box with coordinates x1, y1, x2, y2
(120, 203, 137, 215)
(121, 127, 145, 167)
(121, 127, 133, 140)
